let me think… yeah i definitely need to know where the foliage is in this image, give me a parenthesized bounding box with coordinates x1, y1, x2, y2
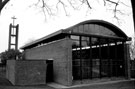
(129, 37, 135, 60)
(0, 49, 22, 64)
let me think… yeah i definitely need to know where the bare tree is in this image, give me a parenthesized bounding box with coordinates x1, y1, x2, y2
(0, 0, 10, 13)
(131, 0, 135, 29)
(0, 0, 133, 19)
(32, 0, 131, 19)
(0, 0, 134, 28)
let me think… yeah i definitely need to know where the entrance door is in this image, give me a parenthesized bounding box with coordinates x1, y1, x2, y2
(46, 60, 53, 82)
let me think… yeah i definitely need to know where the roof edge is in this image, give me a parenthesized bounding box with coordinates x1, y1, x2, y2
(21, 19, 129, 49)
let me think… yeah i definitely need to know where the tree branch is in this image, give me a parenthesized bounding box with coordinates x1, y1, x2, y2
(103, 0, 106, 6)
(0, 0, 10, 12)
(105, 0, 121, 20)
(67, 0, 78, 10)
(85, 0, 92, 9)
(33, 0, 131, 22)
(106, 0, 118, 4)
(56, 0, 68, 16)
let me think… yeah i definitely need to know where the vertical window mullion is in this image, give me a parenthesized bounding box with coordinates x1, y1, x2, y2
(107, 39, 111, 78)
(79, 36, 82, 81)
(122, 41, 125, 77)
(99, 38, 102, 78)
(115, 42, 118, 77)
(89, 37, 92, 79)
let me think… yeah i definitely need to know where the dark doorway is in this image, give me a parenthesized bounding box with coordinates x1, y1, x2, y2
(46, 60, 53, 82)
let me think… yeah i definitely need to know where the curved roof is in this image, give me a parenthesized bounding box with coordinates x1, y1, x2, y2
(64, 20, 128, 38)
(21, 20, 130, 49)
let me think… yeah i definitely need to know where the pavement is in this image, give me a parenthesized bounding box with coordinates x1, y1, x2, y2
(47, 79, 135, 89)
(0, 77, 134, 89)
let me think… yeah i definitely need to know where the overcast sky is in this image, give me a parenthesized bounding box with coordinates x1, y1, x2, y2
(0, 0, 134, 52)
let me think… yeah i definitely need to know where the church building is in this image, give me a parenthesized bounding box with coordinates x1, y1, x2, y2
(21, 20, 131, 86)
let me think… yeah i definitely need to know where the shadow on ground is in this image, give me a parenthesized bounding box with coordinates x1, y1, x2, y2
(0, 77, 13, 86)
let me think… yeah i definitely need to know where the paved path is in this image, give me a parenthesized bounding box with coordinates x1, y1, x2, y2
(0, 77, 134, 89)
(47, 79, 135, 89)
(66, 80, 135, 89)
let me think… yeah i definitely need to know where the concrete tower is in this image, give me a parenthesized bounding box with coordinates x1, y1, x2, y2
(8, 16, 19, 50)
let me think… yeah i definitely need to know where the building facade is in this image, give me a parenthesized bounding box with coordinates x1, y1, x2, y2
(21, 20, 131, 86)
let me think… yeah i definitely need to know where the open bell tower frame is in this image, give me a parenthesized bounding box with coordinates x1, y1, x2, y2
(8, 16, 19, 50)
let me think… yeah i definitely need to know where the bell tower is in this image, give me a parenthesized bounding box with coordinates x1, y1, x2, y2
(8, 16, 19, 50)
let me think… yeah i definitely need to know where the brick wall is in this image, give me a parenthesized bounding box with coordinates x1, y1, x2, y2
(6, 60, 46, 85)
(24, 38, 73, 86)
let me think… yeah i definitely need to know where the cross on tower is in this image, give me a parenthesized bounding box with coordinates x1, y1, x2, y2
(12, 16, 16, 25)
(11, 16, 16, 35)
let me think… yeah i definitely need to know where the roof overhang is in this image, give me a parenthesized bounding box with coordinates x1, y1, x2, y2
(20, 20, 131, 50)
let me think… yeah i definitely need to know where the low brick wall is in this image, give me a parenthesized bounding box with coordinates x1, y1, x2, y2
(6, 60, 46, 85)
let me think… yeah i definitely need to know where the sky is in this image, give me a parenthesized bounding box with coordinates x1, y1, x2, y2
(0, 0, 134, 53)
